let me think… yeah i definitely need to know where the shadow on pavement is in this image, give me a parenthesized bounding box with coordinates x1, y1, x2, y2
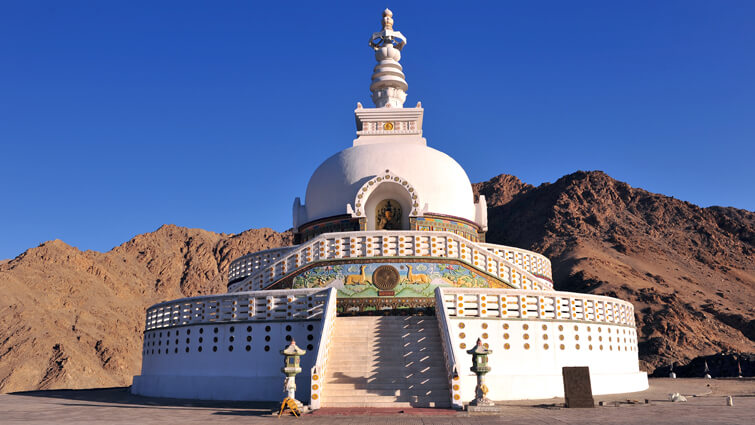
(11, 386, 277, 416)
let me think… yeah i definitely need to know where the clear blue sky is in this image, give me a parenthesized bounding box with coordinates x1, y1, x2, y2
(1, 1, 754, 260)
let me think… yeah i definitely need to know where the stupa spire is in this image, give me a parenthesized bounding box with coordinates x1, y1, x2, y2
(369, 9, 408, 108)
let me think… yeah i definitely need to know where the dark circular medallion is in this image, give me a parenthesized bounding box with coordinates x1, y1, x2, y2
(372, 265, 400, 290)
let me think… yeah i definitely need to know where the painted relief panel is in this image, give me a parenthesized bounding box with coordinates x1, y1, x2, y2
(292, 261, 506, 299)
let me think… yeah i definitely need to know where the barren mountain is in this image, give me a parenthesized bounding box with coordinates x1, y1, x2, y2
(474, 171, 755, 372)
(0, 171, 753, 393)
(0, 226, 291, 393)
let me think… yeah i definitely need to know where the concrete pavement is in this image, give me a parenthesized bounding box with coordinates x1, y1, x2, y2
(1, 378, 753, 424)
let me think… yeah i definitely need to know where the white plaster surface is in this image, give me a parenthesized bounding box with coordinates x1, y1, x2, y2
(449, 318, 648, 401)
(303, 143, 476, 224)
(133, 321, 321, 401)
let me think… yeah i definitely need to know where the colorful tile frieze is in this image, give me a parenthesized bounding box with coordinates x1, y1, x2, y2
(297, 218, 362, 242)
(410, 216, 482, 242)
(292, 261, 508, 299)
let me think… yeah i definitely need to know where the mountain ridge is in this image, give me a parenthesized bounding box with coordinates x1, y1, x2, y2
(473, 170, 754, 371)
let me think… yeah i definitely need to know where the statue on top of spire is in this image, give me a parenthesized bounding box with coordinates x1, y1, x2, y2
(382, 8, 394, 30)
(368, 9, 409, 108)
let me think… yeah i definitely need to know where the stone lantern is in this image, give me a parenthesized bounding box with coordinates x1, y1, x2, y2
(467, 338, 495, 408)
(281, 339, 306, 408)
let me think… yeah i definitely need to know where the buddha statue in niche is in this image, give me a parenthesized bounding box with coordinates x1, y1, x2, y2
(375, 199, 401, 230)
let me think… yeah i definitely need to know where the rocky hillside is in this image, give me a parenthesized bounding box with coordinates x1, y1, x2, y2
(0, 171, 752, 393)
(0, 226, 291, 393)
(474, 171, 755, 372)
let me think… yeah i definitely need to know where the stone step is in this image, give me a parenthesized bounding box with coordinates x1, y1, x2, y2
(323, 375, 448, 383)
(324, 364, 447, 371)
(336, 330, 437, 332)
(326, 358, 443, 365)
(334, 332, 441, 336)
(321, 399, 450, 408)
(333, 333, 440, 338)
(323, 382, 449, 390)
(333, 331, 440, 335)
(322, 388, 452, 397)
(321, 394, 449, 403)
(327, 354, 443, 362)
(327, 353, 443, 360)
(328, 342, 441, 349)
(324, 363, 446, 370)
(325, 362, 446, 369)
(330, 340, 442, 344)
(324, 372, 446, 379)
(333, 341, 436, 346)
(323, 388, 449, 397)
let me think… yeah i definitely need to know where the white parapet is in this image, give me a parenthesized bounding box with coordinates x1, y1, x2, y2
(227, 246, 295, 283)
(227, 231, 554, 293)
(132, 288, 337, 401)
(435, 287, 648, 405)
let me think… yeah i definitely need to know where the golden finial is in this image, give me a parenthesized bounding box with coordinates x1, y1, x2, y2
(382, 8, 394, 31)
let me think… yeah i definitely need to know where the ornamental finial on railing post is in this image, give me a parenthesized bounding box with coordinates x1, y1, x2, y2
(368, 9, 408, 108)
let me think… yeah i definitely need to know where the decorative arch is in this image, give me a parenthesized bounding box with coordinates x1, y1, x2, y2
(351, 170, 422, 220)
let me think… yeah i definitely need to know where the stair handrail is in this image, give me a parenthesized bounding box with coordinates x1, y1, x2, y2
(309, 287, 337, 410)
(435, 287, 463, 410)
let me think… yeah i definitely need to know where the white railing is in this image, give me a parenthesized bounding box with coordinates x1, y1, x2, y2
(228, 231, 553, 293)
(434, 288, 463, 410)
(308, 288, 337, 410)
(437, 287, 635, 327)
(227, 247, 295, 282)
(478, 242, 552, 282)
(144, 288, 330, 331)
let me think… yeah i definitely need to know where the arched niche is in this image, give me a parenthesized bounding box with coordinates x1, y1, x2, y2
(351, 171, 421, 230)
(364, 182, 413, 230)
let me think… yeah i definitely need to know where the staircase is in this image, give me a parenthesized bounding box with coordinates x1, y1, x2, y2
(321, 316, 451, 408)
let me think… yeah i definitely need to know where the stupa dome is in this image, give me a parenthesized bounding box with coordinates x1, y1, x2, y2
(302, 142, 476, 225)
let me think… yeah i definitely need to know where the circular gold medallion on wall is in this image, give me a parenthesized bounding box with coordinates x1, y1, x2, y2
(383, 122, 394, 130)
(372, 265, 400, 290)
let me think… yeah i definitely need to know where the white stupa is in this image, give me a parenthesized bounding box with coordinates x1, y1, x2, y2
(132, 9, 648, 408)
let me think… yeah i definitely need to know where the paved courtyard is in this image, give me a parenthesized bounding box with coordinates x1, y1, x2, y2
(1, 378, 753, 424)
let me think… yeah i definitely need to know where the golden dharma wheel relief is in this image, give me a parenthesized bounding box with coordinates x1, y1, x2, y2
(371, 265, 400, 290)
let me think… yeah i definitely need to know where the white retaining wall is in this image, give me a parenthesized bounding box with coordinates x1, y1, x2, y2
(132, 288, 335, 401)
(436, 288, 648, 406)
